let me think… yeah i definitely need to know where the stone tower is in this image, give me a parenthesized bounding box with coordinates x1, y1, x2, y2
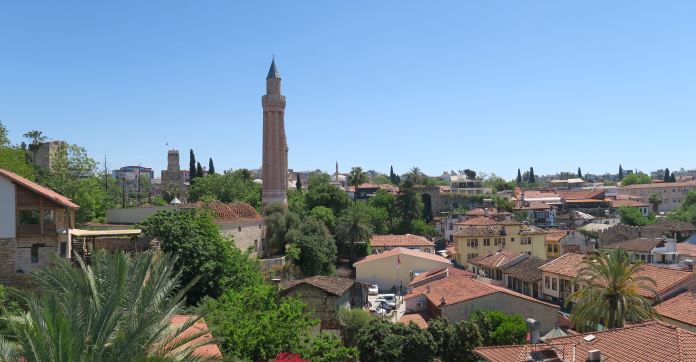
(261, 58, 288, 206)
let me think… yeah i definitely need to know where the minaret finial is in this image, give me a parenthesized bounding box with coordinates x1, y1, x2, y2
(267, 56, 280, 79)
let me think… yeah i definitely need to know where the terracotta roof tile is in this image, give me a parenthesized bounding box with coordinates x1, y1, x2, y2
(456, 216, 497, 226)
(470, 249, 527, 269)
(409, 267, 475, 287)
(601, 238, 664, 253)
(611, 199, 650, 208)
(398, 312, 431, 329)
(466, 208, 510, 217)
(0, 168, 79, 209)
(557, 189, 605, 200)
(622, 180, 696, 190)
(182, 201, 262, 222)
(655, 291, 696, 327)
(282, 276, 357, 296)
(353, 247, 451, 266)
(475, 320, 696, 362)
(371, 234, 434, 248)
(502, 257, 547, 283)
(545, 229, 569, 243)
(677, 242, 696, 257)
(539, 252, 587, 278)
(169, 315, 223, 359)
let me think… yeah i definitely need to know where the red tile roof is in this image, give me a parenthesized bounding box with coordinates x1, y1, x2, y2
(475, 320, 696, 362)
(601, 238, 664, 253)
(409, 267, 475, 287)
(622, 180, 696, 190)
(655, 291, 696, 327)
(545, 229, 569, 243)
(677, 242, 696, 257)
(0, 168, 79, 209)
(182, 201, 261, 222)
(470, 249, 527, 269)
(456, 216, 498, 226)
(353, 247, 451, 266)
(539, 252, 587, 278)
(398, 312, 430, 329)
(466, 208, 511, 217)
(557, 189, 605, 200)
(406, 273, 557, 308)
(611, 199, 650, 208)
(282, 276, 357, 296)
(169, 315, 222, 360)
(371, 234, 434, 248)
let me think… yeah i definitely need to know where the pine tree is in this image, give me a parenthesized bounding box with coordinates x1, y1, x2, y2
(618, 165, 624, 180)
(516, 169, 522, 185)
(208, 158, 215, 175)
(296, 173, 302, 190)
(670, 172, 677, 183)
(196, 162, 204, 178)
(189, 149, 197, 182)
(528, 167, 536, 184)
(577, 167, 582, 178)
(664, 168, 671, 183)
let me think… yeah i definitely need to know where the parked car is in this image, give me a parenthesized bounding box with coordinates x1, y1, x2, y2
(368, 284, 379, 295)
(376, 293, 397, 308)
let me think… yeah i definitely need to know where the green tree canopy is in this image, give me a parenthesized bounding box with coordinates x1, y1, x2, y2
(309, 206, 336, 232)
(335, 202, 374, 260)
(187, 170, 262, 209)
(395, 180, 423, 233)
(357, 319, 436, 362)
(139, 209, 262, 304)
(621, 172, 652, 186)
(305, 177, 351, 216)
(669, 189, 696, 224)
(618, 206, 654, 226)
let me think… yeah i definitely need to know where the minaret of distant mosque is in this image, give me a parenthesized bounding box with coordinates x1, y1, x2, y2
(261, 57, 288, 206)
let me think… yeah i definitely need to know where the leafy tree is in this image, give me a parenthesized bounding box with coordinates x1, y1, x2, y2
(395, 180, 423, 232)
(206, 283, 318, 361)
(669, 190, 696, 224)
(367, 205, 390, 234)
(139, 209, 262, 304)
(287, 189, 307, 216)
(621, 172, 652, 186)
(618, 165, 624, 180)
(162, 183, 184, 203)
(463, 169, 476, 180)
(0, 250, 219, 361)
(528, 167, 536, 184)
(189, 149, 197, 182)
(348, 166, 367, 197)
(427, 318, 453, 356)
(516, 168, 522, 185)
(0, 121, 9, 147)
(368, 189, 398, 229)
(371, 173, 391, 185)
(0, 147, 36, 180)
(357, 320, 436, 362)
(467, 310, 525, 346)
(335, 202, 374, 260)
(305, 177, 351, 216)
(296, 173, 302, 190)
(411, 219, 436, 238)
(0, 284, 21, 337)
(442, 320, 483, 362)
(337, 308, 374, 347)
(309, 206, 335, 232)
(649, 193, 663, 214)
(618, 206, 654, 226)
(291, 232, 337, 276)
(263, 205, 302, 256)
(484, 174, 511, 192)
(208, 158, 215, 175)
(569, 249, 658, 331)
(577, 167, 582, 178)
(187, 170, 262, 209)
(293, 332, 358, 362)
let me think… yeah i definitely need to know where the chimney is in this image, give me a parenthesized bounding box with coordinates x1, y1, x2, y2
(685, 259, 694, 272)
(587, 349, 601, 362)
(526, 318, 541, 344)
(440, 297, 446, 306)
(426, 286, 431, 294)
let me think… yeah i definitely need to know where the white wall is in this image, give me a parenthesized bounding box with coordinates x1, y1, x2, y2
(0, 177, 15, 238)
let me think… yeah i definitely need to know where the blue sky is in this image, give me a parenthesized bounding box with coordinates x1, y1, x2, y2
(1, 1, 695, 179)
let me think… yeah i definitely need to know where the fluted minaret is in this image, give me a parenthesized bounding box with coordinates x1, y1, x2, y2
(261, 58, 288, 206)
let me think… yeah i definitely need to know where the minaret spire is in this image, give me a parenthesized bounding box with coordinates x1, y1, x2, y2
(261, 57, 288, 206)
(267, 56, 280, 79)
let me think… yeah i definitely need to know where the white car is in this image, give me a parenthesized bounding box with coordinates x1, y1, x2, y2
(376, 294, 397, 308)
(368, 285, 379, 295)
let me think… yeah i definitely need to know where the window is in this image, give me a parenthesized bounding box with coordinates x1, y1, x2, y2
(19, 210, 40, 225)
(31, 245, 39, 263)
(547, 244, 553, 253)
(43, 209, 55, 224)
(59, 242, 67, 257)
(467, 239, 479, 248)
(545, 276, 550, 288)
(238, 226, 242, 232)
(510, 237, 515, 242)
(424, 248, 430, 253)
(521, 236, 532, 245)
(553, 244, 558, 253)
(494, 237, 505, 246)
(483, 238, 490, 246)
(552, 278, 558, 291)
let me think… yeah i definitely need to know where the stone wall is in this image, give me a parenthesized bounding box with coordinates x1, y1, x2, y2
(219, 220, 265, 255)
(416, 186, 484, 214)
(0, 234, 65, 288)
(281, 284, 347, 330)
(597, 224, 662, 244)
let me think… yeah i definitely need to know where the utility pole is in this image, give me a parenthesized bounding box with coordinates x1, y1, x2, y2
(137, 165, 141, 205)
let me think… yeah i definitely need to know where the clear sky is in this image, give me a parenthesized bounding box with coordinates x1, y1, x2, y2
(2, 1, 695, 179)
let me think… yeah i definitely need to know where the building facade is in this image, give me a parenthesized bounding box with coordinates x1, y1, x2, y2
(452, 220, 548, 265)
(619, 180, 696, 213)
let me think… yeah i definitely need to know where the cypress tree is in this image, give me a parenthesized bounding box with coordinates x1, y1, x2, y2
(516, 169, 522, 185)
(528, 167, 536, 184)
(196, 162, 204, 178)
(577, 167, 582, 178)
(670, 172, 677, 183)
(296, 173, 302, 190)
(389, 165, 397, 184)
(664, 168, 671, 183)
(189, 149, 197, 182)
(208, 158, 215, 175)
(618, 165, 624, 180)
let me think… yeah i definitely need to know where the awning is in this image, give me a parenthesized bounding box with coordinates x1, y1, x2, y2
(70, 229, 142, 237)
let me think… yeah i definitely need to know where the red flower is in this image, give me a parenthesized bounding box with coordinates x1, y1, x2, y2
(275, 352, 309, 362)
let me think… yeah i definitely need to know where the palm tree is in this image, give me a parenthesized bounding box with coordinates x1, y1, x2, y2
(348, 167, 367, 200)
(408, 167, 423, 185)
(568, 249, 658, 332)
(0, 250, 219, 361)
(649, 193, 662, 214)
(335, 203, 374, 260)
(22, 130, 46, 162)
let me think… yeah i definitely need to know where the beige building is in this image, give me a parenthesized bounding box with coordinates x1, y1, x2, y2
(452, 220, 548, 266)
(619, 180, 696, 213)
(0, 168, 77, 287)
(370, 234, 435, 253)
(353, 248, 451, 293)
(405, 273, 559, 334)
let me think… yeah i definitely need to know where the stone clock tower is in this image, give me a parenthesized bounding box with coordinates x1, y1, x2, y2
(261, 58, 288, 206)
